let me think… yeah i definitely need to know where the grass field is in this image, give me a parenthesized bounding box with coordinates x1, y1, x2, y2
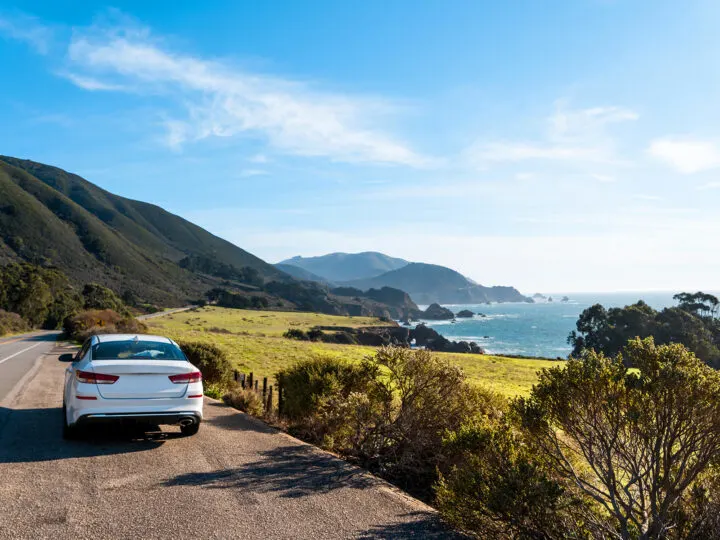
(148, 306, 562, 397)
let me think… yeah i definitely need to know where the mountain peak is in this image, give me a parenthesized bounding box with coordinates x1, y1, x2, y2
(277, 251, 409, 282)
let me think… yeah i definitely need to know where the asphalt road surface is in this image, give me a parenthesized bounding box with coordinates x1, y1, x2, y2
(0, 334, 459, 539)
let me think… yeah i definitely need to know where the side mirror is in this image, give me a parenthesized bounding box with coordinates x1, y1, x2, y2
(58, 353, 76, 363)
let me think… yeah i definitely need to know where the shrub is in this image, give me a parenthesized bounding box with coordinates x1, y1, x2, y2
(63, 310, 147, 341)
(329, 347, 505, 496)
(436, 420, 590, 538)
(275, 354, 378, 421)
(203, 382, 226, 400)
(0, 310, 30, 336)
(177, 341, 233, 385)
(275, 347, 506, 499)
(306, 328, 324, 341)
(283, 328, 307, 340)
(515, 337, 720, 538)
(224, 387, 264, 416)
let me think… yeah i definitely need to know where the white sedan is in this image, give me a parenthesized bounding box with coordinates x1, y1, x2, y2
(62, 334, 203, 438)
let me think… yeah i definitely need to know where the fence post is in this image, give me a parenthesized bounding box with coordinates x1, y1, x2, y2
(262, 377, 268, 398)
(254, 380, 259, 392)
(248, 372, 254, 390)
(266, 385, 273, 413)
(278, 383, 284, 415)
(234, 370, 239, 383)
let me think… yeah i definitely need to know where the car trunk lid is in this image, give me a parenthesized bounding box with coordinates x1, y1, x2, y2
(90, 360, 195, 399)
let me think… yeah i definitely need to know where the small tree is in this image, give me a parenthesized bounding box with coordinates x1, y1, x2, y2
(82, 283, 127, 313)
(517, 338, 720, 539)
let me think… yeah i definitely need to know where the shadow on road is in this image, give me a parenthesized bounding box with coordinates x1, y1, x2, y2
(0, 406, 170, 463)
(163, 444, 377, 497)
(0, 332, 60, 344)
(356, 512, 465, 539)
(204, 403, 276, 434)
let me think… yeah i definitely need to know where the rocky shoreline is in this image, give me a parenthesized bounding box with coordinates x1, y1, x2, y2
(284, 322, 485, 355)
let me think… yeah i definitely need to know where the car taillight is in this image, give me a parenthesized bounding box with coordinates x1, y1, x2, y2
(76, 370, 119, 384)
(169, 371, 202, 384)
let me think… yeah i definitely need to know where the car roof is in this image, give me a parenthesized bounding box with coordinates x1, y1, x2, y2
(92, 334, 175, 344)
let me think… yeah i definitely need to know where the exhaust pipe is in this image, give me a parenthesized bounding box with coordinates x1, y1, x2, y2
(179, 418, 194, 427)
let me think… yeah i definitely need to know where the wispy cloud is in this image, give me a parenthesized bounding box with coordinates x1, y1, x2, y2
(468, 102, 638, 166)
(648, 137, 720, 174)
(698, 181, 720, 190)
(0, 11, 53, 54)
(60, 72, 127, 91)
(238, 169, 268, 178)
(62, 21, 429, 167)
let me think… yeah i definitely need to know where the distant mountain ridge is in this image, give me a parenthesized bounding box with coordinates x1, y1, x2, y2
(344, 262, 530, 304)
(278, 252, 409, 282)
(275, 263, 334, 285)
(278, 252, 531, 305)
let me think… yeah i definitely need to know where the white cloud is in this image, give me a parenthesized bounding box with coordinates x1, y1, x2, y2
(0, 12, 53, 54)
(648, 137, 720, 174)
(471, 141, 606, 163)
(469, 102, 638, 166)
(698, 181, 720, 190)
(249, 154, 268, 163)
(60, 72, 126, 91)
(63, 23, 429, 167)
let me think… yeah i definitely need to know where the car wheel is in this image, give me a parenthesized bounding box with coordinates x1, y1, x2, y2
(180, 422, 200, 436)
(62, 403, 80, 440)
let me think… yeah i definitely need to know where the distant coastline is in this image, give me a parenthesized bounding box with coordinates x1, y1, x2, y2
(416, 292, 712, 359)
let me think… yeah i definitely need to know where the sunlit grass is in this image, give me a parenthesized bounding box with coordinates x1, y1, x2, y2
(149, 306, 561, 397)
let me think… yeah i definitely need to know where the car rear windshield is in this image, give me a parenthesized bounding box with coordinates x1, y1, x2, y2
(91, 340, 187, 361)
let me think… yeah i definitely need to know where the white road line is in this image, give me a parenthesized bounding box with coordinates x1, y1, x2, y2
(0, 343, 41, 366)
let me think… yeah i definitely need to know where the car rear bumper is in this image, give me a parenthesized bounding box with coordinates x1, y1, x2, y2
(76, 411, 202, 426)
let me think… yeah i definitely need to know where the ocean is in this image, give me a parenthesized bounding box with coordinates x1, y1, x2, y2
(418, 292, 704, 359)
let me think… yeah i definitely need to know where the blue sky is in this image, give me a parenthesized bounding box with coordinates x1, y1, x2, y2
(1, 1, 719, 293)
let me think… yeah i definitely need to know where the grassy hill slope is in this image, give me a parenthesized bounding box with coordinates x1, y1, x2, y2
(0, 157, 286, 305)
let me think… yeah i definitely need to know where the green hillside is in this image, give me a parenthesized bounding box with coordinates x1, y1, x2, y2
(0, 157, 286, 305)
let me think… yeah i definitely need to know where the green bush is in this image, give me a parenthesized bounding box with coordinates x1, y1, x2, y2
(275, 354, 378, 421)
(0, 310, 30, 336)
(224, 387, 264, 416)
(329, 347, 505, 496)
(283, 328, 308, 340)
(63, 309, 147, 342)
(203, 382, 226, 400)
(275, 347, 506, 499)
(436, 420, 587, 538)
(177, 341, 233, 385)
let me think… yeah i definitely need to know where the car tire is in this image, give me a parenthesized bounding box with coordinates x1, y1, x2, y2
(181, 422, 200, 436)
(62, 403, 80, 440)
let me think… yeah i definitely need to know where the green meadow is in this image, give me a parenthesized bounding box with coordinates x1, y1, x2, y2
(148, 306, 561, 397)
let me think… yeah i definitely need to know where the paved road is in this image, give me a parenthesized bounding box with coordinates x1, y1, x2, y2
(0, 337, 458, 539)
(137, 306, 195, 321)
(0, 332, 59, 405)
